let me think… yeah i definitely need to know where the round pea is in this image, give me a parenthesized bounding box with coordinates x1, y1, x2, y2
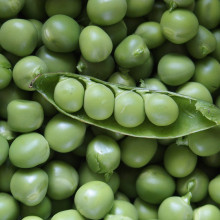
(84, 83, 114, 120)
(79, 25, 113, 63)
(0, 135, 9, 166)
(212, 29, 220, 62)
(22, 217, 43, 220)
(209, 175, 220, 204)
(7, 99, 44, 133)
(114, 91, 145, 128)
(29, 19, 43, 47)
(54, 78, 84, 113)
(120, 136, 157, 168)
(104, 215, 132, 220)
(142, 78, 168, 91)
(158, 53, 195, 86)
(164, 0, 194, 8)
(0, 19, 38, 56)
(203, 151, 220, 168)
(144, 93, 179, 126)
(50, 198, 72, 216)
(51, 209, 85, 220)
(74, 181, 114, 219)
(108, 72, 136, 87)
(44, 113, 86, 153)
(147, 1, 167, 22)
(160, 9, 199, 44)
(42, 15, 80, 52)
(87, 0, 127, 26)
(13, 56, 48, 91)
(0, 54, 12, 90)
(194, 204, 220, 220)
(10, 168, 48, 206)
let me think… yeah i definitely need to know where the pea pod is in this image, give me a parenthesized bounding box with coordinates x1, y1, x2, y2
(31, 72, 220, 139)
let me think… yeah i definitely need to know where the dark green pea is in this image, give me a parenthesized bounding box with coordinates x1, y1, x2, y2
(0, 54, 12, 89)
(44, 160, 78, 200)
(212, 29, 220, 62)
(7, 99, 44, 133)
(203, 151, 220, 167)
(0, 192, 19, 220)
(2, 50, 21, 67)
(9, 132, 50, 168)
(104, 214, 132, 220)
(124, 17, 146, 35)
(51, 198, 72, 216)
(108, 72, 136, 87)
(216, 96, 220, 108)
(187, 126, 220, 156)
(177, 82, 213, 103)
(44, 113, 86, 153)
(126, 0, 154, 17)
(54, 78, 84, 113)
(86, 135, 120, 177)
(136, 165, 176, 204)
(76, 55, 115, 80)
(195, 0, 220, 30)
(10, 168, 48, 206)
(158, 53, 195, 86)
(0, 19, 38, 56)
(74, 181, 114, 219)
(186, 26, 217, 59)
(120, 136, 157, 168)
(194, 204, 220, 220)
(142, 78, 168, 91)
(135, 21, 165, 49)
(114, 34, 150, 69)
(177, 168, 209, 203)
(147, 1, 167, 22)
(45, 0, 82, 18)
(193, 57, 220, 93)
(160, 9, 199, 44)
(87, 0, 127, 26)
(13, 56, 48, 91)
(21, 197, 52, 219)
(0, 135, 9, 166)
(134, 197, 158, 220)
(209, 175, 220, 204)
(114, 90, 145, 128)
(144, 93, 179, 126)
(0, 0, 25, 18)
(51, 209, 85, 220)
(79, 25, 113, 63)
(164, 0, 195, 9)
(42, 15, 80, 52)
(22, 217, 43, 220)
(29, 19, 43, 47)
(36, 46, 77, 73)
(84, 83, 114, 120)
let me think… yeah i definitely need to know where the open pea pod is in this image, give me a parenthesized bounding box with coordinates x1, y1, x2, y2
(32, 72, 220, 139)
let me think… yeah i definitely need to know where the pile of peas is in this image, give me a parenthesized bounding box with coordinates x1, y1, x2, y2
(0, 0, 220, 219)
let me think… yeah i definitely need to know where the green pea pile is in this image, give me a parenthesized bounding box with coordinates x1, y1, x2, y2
(0, 0, 220, 220)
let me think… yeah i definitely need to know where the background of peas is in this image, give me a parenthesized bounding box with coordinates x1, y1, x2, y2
(0, 0, 220, 219)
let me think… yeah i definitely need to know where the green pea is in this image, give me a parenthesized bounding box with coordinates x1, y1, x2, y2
(54, 78, 84, 113)
(0, 0, 25, 18)
(142, 78, 168, 91)
(79, 25, 113, 63)
(74, 181, 114, 219)
(87, 0, 127, 26)
(42, 15, 80, 52)
(136, 165, 176, 204)
(177, 81, 213, 103)
(216, 96, 220, 108)
(0, 19, 38, 56)
(44, 160, 79, 200)
(86, 135, 120, 177)
(202, 151, 220, 167)
(0, 135, 9, 166)
(108, 72, 136, 87)
(51, 209, 85, 220)
(144, 93, 179, 126)
(22, 217, 43, 220)
(209, 175, 220, 204)
(193, 57, 220, 93)
(194, 0, 220, 30)
(0, 54, 12, 90)
(45, 0, 82, 18)
(114, 91, 145, 128)
(158, 53, 195, 86)
(186, 25, 217, 59)
(194, 204, 220, 220)
(0, 120, 16, 141)
(147, 1, 167, 22)
(44, 113, 86, 153)
(114, 34, 150, 69)
(10, 168, 48, 206)
(7, 99, 44, 133)
(212, 29, 220, 62)
(160, 9, 199, 44)
(187, 126, 220, 156)
(51, 198, 72, 216)
(76, 55, 115, 80)
(134, 197, 158, 220)
(164, 0, 194, 8)
(177, 168, 209, 203)
(84, 83, 114, 120)
(126, 0, 154, 18)
(115, 192, 130, 202)
(164, 144, 197, 178)
(21, 197, 52, 219)
(0, 192, 19, 220)
(29, 19, 43, 47)
(9, 132, 50, 168)
(104, 215, 132, 220)
(124, 17, 146, 35)
(13, 56, 48, 91)
(120, 136, 157, 168)
(135, 21, 165, 49)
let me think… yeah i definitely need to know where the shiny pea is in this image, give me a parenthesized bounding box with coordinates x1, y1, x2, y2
(108, 72, 136, 87)
(0, 54, 12, 90)
(29, 19, 43, 47)
(22, 217, 43, 220)
(104, 215, 132, 220)
(142, 78, 168, 91)
(51, 209, 85, 220)
(193, 204, 220, 220)
(209, 175, 220, 204)
(84, 83, 114, 120)
(0, 135, 9, 166)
